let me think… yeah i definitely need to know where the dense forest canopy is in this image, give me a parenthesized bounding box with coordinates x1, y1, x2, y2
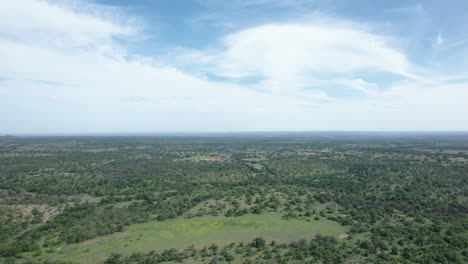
(0, 132, 466, 264)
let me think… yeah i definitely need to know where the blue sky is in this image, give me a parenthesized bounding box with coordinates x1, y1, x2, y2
(1, 0, 467, 133)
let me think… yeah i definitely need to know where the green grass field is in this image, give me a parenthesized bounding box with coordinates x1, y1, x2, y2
(37, 213, 347, 264)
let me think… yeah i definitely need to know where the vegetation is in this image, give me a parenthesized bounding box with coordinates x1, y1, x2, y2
(39, 213, 345, 263)
(0, 132, 466, 263)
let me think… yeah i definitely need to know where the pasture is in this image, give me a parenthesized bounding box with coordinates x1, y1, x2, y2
(41, 213, 347, 263)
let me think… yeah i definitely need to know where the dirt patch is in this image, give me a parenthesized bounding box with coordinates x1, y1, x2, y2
(201, 158, 229, 161)
(82, 148, 117, 153)
(12, 204, 60, 223)
(339, 234, 349, 239)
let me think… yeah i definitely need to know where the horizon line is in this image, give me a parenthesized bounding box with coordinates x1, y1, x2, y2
(2, 130, 468, 137)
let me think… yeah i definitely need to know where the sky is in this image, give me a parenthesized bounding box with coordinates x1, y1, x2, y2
(1, 0, 468, 133)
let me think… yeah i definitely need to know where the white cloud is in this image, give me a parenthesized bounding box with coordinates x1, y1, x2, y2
(436, 33, 444, 46)
(0, 0, 467, 133)
(0, 0, 134, 51)
(216, 24, 414, 80)
(0, 1, 311, 132)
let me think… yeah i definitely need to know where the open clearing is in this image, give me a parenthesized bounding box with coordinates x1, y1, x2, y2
(41, 213, 347, 264)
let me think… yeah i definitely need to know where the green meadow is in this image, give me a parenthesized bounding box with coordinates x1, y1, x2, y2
(40, 213, 347, 263)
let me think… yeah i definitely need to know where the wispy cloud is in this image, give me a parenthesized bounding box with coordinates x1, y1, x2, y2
(0, 0, 467, 133)
(436, 33, 444, 46)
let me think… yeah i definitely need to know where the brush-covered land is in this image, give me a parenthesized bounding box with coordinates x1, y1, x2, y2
(0, 132, 467, 264)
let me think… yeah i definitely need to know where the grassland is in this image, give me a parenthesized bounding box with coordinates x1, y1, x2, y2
(37, 213, 347, 264)
(3, 134, 465, 263)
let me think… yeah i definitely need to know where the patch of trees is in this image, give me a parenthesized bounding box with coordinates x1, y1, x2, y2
(0, 135, 466, 263)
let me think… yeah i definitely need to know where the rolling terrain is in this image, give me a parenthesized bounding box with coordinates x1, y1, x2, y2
(0, 133, 466, 263)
